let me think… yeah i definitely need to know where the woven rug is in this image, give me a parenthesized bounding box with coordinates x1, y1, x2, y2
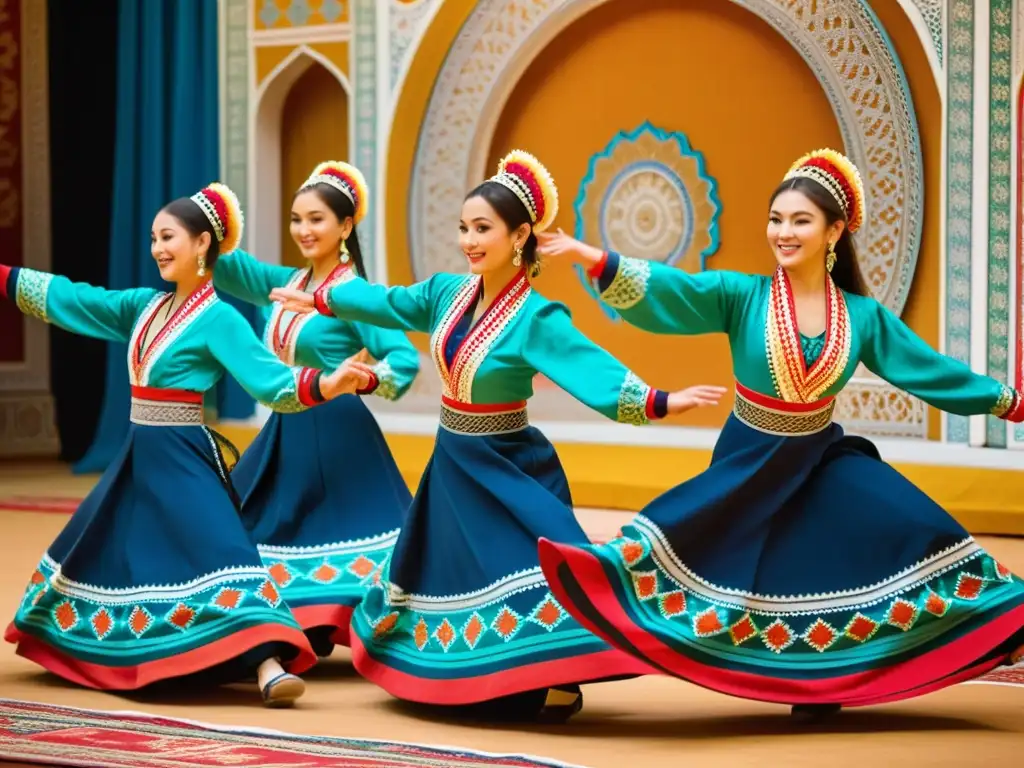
(0, 699, 583, 768)
(0, 495, 80, 513)
(966, 662, 1024, 688)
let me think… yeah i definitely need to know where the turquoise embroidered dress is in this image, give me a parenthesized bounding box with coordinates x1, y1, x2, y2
(1, 265, 330, 690)
(314, 268, 667, 708)
(213, 250, 419, 651)
(540, 252, 1024, 708)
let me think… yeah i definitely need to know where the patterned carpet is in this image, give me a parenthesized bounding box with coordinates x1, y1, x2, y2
(0, 699, 583, 767)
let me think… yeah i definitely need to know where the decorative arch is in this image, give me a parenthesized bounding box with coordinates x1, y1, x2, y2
(249, 45, 351, 266)
(408, 0, 924, 317)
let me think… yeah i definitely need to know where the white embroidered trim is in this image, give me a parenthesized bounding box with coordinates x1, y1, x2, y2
(388, 567, 549, 612)
(632, 515, 983, 616)
(40, 554, 271, 605)
(258, 529, 400, 557)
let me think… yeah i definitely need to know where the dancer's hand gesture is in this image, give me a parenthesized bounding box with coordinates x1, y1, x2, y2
(270, 287, 315, 314)
(535, 229, 604, 267)
(318, 361, 376, 400)
(665, 386, 728, 415)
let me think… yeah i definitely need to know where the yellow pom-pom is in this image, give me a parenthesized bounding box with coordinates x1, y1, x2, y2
(496, 149, 559, 233)
(304, 161, 369, 225)
(204, 182, 245, 254)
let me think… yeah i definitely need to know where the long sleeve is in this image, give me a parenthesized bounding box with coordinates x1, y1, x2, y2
(351, 321, 421, 401)
(214, 249, 299, 306)
(318, 273, 459, 333)
(522, 301, 668, 424)
(860, 299, 1024, 420)
(589, 251, 752, 335)
(2, 266, 156, 342)
(207, 306, 326, 413)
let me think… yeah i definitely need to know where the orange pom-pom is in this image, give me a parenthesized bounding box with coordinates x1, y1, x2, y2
(191, 182, 245, 254)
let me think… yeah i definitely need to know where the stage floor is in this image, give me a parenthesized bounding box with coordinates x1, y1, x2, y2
(0, 462, 1022, 767)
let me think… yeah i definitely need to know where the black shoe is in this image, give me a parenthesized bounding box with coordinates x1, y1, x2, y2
(790, 703, 841, 723)
(536, 684, 583, 724)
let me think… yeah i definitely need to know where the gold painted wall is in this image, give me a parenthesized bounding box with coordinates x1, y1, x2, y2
(280, 64, 350, 269)
(485, 0, 942, 431)
(384, 0, 943, 434)
(489, 0, 842, 428)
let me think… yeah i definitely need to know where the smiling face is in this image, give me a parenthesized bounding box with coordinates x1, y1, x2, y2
(290, 189, 352, 262)
(150, 210, 210, 284)
(459, 195, 530, 275)
(766, 188, 845, 272)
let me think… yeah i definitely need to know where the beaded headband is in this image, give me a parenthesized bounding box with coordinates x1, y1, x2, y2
(489, 149, 559, 234)
(299, 161, 369, 225)
(190, 182, 244, 254)
(783, 148, 865, 234)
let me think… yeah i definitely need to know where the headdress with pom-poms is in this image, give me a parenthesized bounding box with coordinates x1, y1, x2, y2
(190, 182, 245, 254)
(489, 149, 559, 234)
(783, 148, 865, 234)
(299, 161, 369, 225)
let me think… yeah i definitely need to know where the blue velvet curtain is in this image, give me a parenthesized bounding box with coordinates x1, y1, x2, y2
(76, 0, 255, 473)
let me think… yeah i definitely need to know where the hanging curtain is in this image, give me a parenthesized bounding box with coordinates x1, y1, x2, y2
(76, 0, 255, 473)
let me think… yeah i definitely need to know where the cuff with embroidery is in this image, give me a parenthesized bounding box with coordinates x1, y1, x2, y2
(992, 385, 1024, 422)
(647, 389, 669, 420)
(356, 371, 379, 396)
(297, 367, 326, 406)
(0, 264, 14, 300)
(313, 284, 333, 317)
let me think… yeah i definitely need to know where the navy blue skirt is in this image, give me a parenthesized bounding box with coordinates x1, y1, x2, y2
(541, 413, 1024, 706)
(5, 424, 317, 690)
(349, 422, 652, 705)
(233, 394, 410, 645)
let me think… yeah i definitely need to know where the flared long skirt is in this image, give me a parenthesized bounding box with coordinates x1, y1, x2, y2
(5, 424, 317, 690)
(540, 415, 1024, 707)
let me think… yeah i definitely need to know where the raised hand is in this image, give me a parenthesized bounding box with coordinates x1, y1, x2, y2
(535, 228, 603, 267)
(270, 287, 316, 314)
(665, 385, 729, 416)
(318, 361, 376, 400)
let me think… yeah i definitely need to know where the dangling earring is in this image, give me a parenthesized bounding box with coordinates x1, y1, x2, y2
(825, 241, 836, 273)
(197, 253, 207, 277)
(340, 239, 350, 264)
(512, 244, 523, 268)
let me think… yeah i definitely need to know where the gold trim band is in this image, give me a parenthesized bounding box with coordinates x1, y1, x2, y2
(439, 404, 528, 436)
(130, 398, 205, 427)
(733, 391, 834, 436)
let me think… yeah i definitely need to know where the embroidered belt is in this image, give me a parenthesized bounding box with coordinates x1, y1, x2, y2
(733, 382, 835, 436)
(130, 386, 204, 427)
(439, 396, 528, 436)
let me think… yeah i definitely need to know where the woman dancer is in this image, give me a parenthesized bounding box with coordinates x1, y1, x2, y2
(271, 150, 725, 720)
(534, 149, 1024, 719)
(214, 161, 419, 657)
(2, 183, 372, 706)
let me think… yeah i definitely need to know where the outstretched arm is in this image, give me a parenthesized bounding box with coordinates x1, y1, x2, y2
(1, 265, 156, 342)
(213, 249, 301, 306)
(350, 322, 421, 400)
(207, 307, 372, 413)
(521, 302, 725, 423)
(537, 231, 750, 335)
(861, 300, 1024, 420)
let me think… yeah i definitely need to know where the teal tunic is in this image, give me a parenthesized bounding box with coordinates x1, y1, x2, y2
(211, 250, 421, 650)
(319, 270, 662, 421)
(2, 266, 321, 689)
(316, 269, 663, 707)
(215, 250, 419, 398)
(590, 253, 1014, 414)
(539, 252, 1024, 709)
(11, 267, 325, 410)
